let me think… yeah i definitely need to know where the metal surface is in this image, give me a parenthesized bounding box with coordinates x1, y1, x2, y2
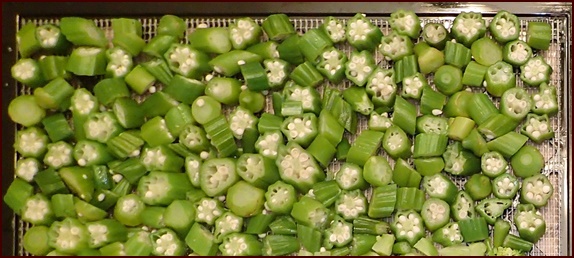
(2, 2, 571, 256)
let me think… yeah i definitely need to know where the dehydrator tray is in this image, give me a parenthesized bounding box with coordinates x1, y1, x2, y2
(2, 2, 571, 256)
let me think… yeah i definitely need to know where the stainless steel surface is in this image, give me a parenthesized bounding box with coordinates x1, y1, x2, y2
(10, 2, 571, 256)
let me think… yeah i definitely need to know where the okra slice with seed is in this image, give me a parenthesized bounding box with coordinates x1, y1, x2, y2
(489, 10, 520, 44)
(368, 112, 393, 132)
(150, 228, 186, 256)
(422, 173, 458, 204)
(14, 127, 49, 158)
(219, 233, 263, 256)
(73, 140, 114, 167)
(423, 23, 449, 50)
(391, 210, 425, 246)
(346, 13, 383, 52)
(520, 56, 552, 87)
(200, 158, 239, 197)
(335, 189, 368, 221)
(255, 130, 284, 159)
(492, 173, 520, 199)
(451, 190, 476, 222)
(503, 40, 532, 67)
(265, 181, 297, 214)
(229, 17, 262, 50)
(85, 219, 128, 249)
(194, 197, 225, 225)
(432, 222, 463, 247)
(520, 174, 553, 208)
(318, 16, 345, 44)
(83, 112, 124, 144)
(140, 145, 184, 172)
(237, 153, 280, 189)
(335, 163, 367, 191)
(179, 124, 210, 154)
(164, 43, 211, 79)
(382, 125, 412, 160)
(451, 12, 486, 47)
(105, 47, 133, 78)
(229, 106, 258, 140)
(366, 67, 397, 108)
(47, 217, 90, 255)
(11, 58, 47, 88)
(283, 82, 322, 115)
(280, 113, 318, 148)
(15, 157, 41, 182)
(389, 9, 421, 39)
(345, 50, 376, 86)
(264, 58, 290, 89)
(513, 204, 546, 243)
(316, 47, 348, 84)
(500, 87, 532, 121)
(401, 73, 428, 100)
(137, 171, 192, 206)
(420, 198, 450, 232)
(291, 195, 331, 229)
(481, 151, 508, 178)
(475, 198, 512, 225)
(532, 83, 559, 116)
(379, 31, 414, 61)
(21, 193, 56, 226)
(276, 142, 324, 193)
(44, 141, 74, 169)
(323, 217, 353, 249)
(521, 113, 554, 143)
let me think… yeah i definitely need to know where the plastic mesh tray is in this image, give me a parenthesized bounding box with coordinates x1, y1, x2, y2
(9, 8, 570, 256)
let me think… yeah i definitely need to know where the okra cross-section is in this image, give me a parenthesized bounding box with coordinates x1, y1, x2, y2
(520, 174, 553, 207)
(346, 13, 383, 52)
(366, 68, 398, 108)
(229, 17, 262, 50)
(265, 181, 297, 214)
(521, 113, 554, 143)
(379, 31, 414, 61)
(514, 204, 546, 243)
(489, 10, 520, 44)
(194, 197, 225, 225)
(219, 233, 262, 256)
(391, 210, 425, 246)
(422, 173, 458, 204)
(335, 189, 368, 221)
(432, 222, 463, 247)
(291, 196, 331, 229)
(283, 84, 322, 115)
(255, 130, 284, 159)
(531, 83, 559, 116)
(520, 56, 552, 87)
(324, 217, 353, 249)
(47, 217, 90, 255)
(389, 9, 421, 39)
(420, 198, 450, 232)
(345, 50, 376, 87)
(321, 16, 346, 43)
(276, 142, 324, 193)
(164, 43, 211, 79)
(280, 113, 318, 148)
(451, 190, 476, 221)
(229, 106, 258, 140)
(237, 153, 280, 189)
(451, 12, 486, 47)
(500, 87, 532, 121)
(15, 127, 49, 159)
(83, 112, 123, 144)
(200, 158, 239, 197)
(136, 171, 192, 206)
(316, 47, 348, 84)
(492, 173, 520, 199)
